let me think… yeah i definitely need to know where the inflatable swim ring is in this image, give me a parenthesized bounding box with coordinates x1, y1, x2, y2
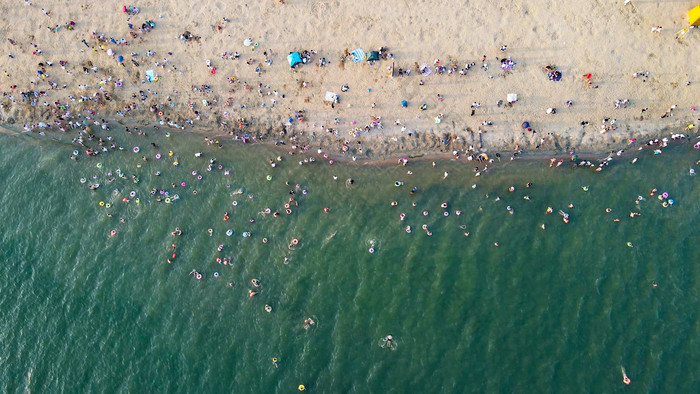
(165, 198, 171, 204)
(96, 163, 103, 168)
(129, 191, 136, 197)
(155, 153, 161, 159)
(133, 146, 140, 153)
(226, 229, 233, 236)
(105, 203, 111, 208)
(110, 229, 117, 236)
(80, 178, 87, 183)
(73, 150, 79, 156)
(99, 201, 105, 206)
(232, 201, 238, 206)
(292, 238, 299, 245)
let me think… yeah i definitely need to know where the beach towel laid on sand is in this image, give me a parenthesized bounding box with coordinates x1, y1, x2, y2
(351, 48, 365, 63)
(324, 91, 339, 103)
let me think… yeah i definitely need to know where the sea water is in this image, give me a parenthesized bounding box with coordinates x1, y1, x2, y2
(0, 127, 698, 392)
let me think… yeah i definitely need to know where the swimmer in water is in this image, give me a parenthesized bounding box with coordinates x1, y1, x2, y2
(303, 318, 315, 330)
(385, 334, 393, 348)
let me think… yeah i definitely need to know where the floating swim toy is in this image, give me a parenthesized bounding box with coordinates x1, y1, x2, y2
(165, 198, 171, 204)
(133, 146, 140, 153)
(661, 192, 669, 199)
(444, 211, 449, 217)
(73, 150, 79, 156)
(155, 153, 161, 159)
(292, 238, 299, 245)
(668, 199, 674, 205)
(169, 151, 174, 157)
(96, 163, 103, 168)
(262, 237, 268, 243)
(369, 247, 375, 253)
(80, 178, 87, 183)
(232, 201, 238, 206)
(129, 191, 136, 197)
(99, 201, 105, 206)
(110, 229, 117, 237)
(298, 385, 305, 391)
(105, 203, 111, 209)
(266, 175, 272, 181)
(197, 175, 202, 180)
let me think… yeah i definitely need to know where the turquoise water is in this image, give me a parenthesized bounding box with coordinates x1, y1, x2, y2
(0, 127, 698, 392)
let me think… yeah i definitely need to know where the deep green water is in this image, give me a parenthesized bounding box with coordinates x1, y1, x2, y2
(0, 127, 699, 393)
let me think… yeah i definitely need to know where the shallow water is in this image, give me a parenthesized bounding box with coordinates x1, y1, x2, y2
(0, 127, 698, 392)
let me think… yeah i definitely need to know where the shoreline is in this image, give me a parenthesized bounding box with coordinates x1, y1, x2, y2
(3, 116, 697, 172)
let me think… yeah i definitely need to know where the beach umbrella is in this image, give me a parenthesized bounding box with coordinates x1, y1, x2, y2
(522, 122, 530, 129)
(243, 38, 252, 47)
(117, 55, 124, 63)
(107, 48, 114, 56)
(401, 100, 408, 107)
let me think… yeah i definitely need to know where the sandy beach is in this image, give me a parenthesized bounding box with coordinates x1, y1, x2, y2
(0, 0, 698, 159)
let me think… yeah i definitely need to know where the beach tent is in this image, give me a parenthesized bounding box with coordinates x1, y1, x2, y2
(367, 51, 379, 61)
(690, 4, 700, 26)
(351, 48, 365, 63)
(287, 52, 303, 68)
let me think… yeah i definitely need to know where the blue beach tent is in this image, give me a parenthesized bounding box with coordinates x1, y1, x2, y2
(287, 52, 303, 68)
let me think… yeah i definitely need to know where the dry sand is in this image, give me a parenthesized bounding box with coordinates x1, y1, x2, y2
(0, 0, 698, 158)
